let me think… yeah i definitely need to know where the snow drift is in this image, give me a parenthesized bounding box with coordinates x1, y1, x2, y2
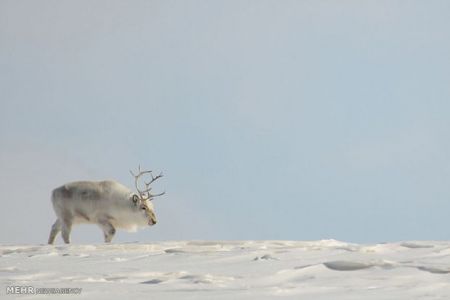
(1, 240, 449, 299)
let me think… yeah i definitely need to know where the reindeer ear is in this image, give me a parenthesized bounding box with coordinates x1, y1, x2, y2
(131, 194, 139, 206)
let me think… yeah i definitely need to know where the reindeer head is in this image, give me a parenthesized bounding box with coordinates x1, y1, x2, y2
(130, 166, 165, 226)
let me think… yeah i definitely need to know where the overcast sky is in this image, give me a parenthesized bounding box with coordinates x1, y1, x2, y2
(1, 0, 449, 244)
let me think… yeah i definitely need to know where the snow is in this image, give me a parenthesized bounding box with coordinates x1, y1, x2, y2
(1, 240, 449, 299)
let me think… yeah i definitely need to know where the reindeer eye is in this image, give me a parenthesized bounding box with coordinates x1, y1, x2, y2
(141, 207, 146, 210)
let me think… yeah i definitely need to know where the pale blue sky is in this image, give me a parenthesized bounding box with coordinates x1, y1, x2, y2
(1, 1, 449, 244)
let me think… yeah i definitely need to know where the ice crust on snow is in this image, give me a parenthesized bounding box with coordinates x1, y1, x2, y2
(1, 240, 449, 299)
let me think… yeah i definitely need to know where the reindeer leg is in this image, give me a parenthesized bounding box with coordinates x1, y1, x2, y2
(99, 221, 116, 243)
(61, 219, 73, 244)
(48, 219, 61, 244)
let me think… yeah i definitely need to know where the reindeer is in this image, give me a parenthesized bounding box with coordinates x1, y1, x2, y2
(48, 167, 165, 244)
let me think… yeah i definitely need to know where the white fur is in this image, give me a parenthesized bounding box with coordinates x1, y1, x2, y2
(48, 180, 157, 244)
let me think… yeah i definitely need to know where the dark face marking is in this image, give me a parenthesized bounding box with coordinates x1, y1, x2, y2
(140, 203, 157, 225)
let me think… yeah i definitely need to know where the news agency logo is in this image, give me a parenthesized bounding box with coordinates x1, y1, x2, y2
(6, 286, 82, 295)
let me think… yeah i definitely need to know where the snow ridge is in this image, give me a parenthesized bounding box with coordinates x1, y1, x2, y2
(1, 240, 449, 299)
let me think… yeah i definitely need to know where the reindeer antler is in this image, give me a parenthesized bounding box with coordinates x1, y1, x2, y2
(130, 165, 165, 200)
